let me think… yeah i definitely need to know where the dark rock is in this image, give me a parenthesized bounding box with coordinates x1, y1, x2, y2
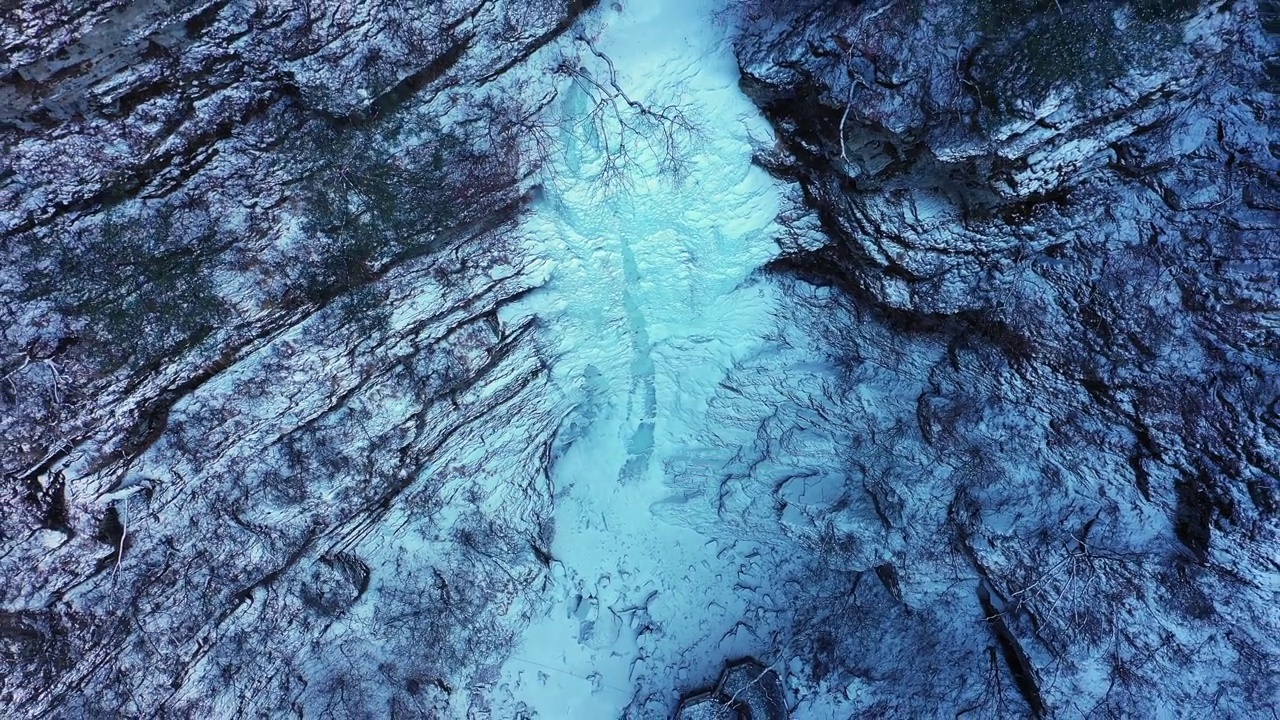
(0, 0, 592, 716)
(675, 659, 788, 720)
(734, 0, 1280, 715)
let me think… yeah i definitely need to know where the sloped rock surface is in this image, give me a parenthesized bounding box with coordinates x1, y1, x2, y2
(734, 0, 1280, 715)
(0, 0, 593, 715)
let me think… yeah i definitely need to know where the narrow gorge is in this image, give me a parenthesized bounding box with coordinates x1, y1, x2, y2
(1, 0, 1277, 717)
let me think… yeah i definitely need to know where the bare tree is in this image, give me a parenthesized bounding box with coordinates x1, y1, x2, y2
(552, 34, 700, 190)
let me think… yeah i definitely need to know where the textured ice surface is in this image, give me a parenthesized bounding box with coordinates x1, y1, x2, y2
(494, 1, 811, 716)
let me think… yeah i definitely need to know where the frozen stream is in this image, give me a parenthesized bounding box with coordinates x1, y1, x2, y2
(494, 0, 814, 716)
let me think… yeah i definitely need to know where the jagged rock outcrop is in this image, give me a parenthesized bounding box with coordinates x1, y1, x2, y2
(734, 0, 1280, 715)
(675, 659, 788, 720)
(0, 0, 594, 715)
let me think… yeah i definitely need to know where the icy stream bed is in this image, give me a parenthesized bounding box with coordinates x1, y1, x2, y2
(493, 1, 827, 716)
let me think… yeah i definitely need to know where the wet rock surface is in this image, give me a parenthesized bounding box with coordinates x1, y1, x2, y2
(733, 0, 1280, 715)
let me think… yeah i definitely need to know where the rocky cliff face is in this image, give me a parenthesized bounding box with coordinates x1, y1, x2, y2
(1, 0, 592, 716)
(3, 0, 1277, 717)
(734, 0, 1280, 715)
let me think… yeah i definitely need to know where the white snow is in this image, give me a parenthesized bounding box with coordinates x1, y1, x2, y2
(493, 1, 815, 716)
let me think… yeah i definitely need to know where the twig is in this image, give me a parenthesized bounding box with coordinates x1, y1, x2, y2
(2, 353, 31, 394)
(724, 658, 782, 707)
(839, 83, 855, 161)
(114, 496, 129, 577)
(43, 359, 64, 405)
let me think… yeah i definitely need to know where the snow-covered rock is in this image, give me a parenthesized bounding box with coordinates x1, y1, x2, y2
(731, 0, 1280, 715)
(3, 0, 1278, 717)
(0, 0, 596, 716)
